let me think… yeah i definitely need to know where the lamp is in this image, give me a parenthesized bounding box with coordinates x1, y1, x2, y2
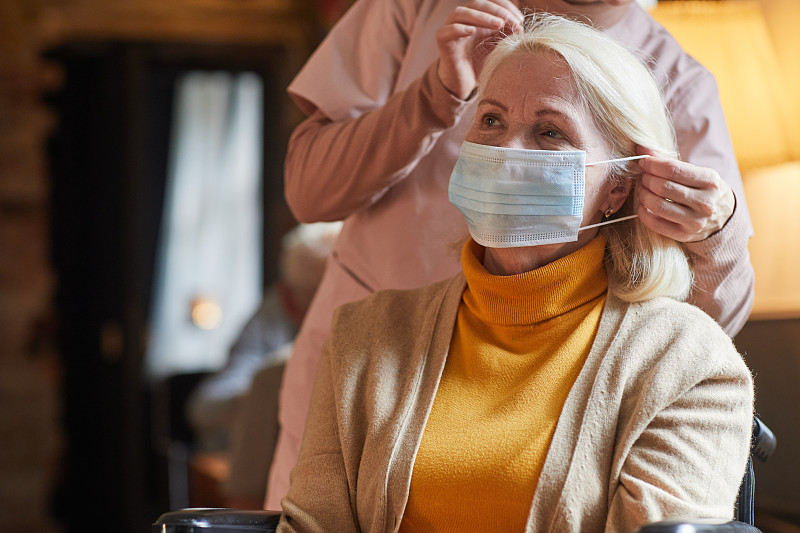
(652, 1, 800, 318)
(758, 0, 800, 113)
(650, 1, 800, 173)
(741, 162, 800, 319)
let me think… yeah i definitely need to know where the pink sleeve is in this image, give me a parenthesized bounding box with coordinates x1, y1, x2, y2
(669, 68, 752, 233)
(669, 69, 755, 334)
(283, 0, 474, 222)
(285, 62, 474, 223)
(684, 202, 754, 337)
(287, 0, 418, 120)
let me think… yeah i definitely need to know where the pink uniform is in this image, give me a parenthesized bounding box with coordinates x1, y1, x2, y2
(266, 0, 754, 509)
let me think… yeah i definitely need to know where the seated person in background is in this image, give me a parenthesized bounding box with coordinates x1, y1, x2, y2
(186, 221, 341, 452)
(278, 15, 753, 533)
(221, 342, 294, 509)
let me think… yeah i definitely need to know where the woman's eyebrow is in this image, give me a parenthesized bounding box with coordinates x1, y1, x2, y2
(535, 108, 572, 121)
(477, 98, 508, 111)
(477, 99, 578, 126)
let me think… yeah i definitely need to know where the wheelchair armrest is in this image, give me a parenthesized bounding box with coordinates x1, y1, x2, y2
(152, 508, 281, 532)
(751, 416, 776, 463)
(635, 519, 761, 533)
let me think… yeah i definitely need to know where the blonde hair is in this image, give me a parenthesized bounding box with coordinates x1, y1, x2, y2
(479, 14, 692, 302)
(279, 221, 342, 309)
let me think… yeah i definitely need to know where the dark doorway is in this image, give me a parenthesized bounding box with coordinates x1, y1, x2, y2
(45, 40, 295, 532)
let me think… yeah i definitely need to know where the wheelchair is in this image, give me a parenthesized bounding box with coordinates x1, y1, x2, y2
(152, 417, 775, 533)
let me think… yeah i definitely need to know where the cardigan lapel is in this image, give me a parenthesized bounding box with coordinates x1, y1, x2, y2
(526, 296, 629, 533)
(382, 274, 466, 533)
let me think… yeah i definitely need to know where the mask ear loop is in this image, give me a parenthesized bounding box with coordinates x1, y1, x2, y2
(584, 154, 650, 167)
(580, 154, 650, 232)
(579, 214, 639, 232)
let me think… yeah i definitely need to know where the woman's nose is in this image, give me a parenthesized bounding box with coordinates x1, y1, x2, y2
(499, 133, 533, 150)
(495, 124, 538, 150)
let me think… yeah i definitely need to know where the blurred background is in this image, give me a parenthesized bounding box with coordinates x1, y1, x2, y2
(0, 0, 798, 531)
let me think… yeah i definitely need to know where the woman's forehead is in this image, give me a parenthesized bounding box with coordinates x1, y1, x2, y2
(481, 52, 586, 120)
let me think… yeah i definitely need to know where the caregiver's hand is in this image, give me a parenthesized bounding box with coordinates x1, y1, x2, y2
(436, 0, 524, 100)
(636, 146, 736, 243)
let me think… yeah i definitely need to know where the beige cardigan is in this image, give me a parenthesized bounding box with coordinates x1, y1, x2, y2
(278, 274, 753, 533)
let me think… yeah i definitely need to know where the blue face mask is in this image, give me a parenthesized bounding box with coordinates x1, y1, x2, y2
(448, 141, 644, 248)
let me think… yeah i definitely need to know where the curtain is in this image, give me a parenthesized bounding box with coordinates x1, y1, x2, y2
(146, 71, 263, 377)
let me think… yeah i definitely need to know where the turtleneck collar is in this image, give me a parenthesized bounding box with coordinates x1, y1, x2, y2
(461, 237, 609, 326)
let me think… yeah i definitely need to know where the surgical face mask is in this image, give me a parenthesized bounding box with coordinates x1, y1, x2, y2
(448, 141, 645, 248)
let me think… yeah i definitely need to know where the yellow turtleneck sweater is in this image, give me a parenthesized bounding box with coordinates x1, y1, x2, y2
(398, 237, 609, 533)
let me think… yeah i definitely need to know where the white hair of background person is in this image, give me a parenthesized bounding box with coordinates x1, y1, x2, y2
(479, 14, 691, 303)
(279, 221, 343, 310)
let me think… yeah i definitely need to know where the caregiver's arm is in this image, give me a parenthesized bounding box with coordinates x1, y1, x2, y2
(644, 66, 755, 335)
(285, 64, 472, 223)
(285, 0, 523, 223)
(636, 151, 754, 335)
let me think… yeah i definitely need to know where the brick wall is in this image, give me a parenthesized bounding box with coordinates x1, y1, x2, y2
(0, 1, 315, 529)
(0, 0, 61, 530)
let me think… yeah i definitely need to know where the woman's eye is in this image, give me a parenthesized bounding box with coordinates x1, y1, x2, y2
(542, 130, 562, 139)
(482, 115, 500, 127)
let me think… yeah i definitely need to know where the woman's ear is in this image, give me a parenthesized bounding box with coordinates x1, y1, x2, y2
(607, 180, 633, 213)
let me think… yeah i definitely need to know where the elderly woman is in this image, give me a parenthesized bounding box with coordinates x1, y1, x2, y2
(278, 15, 753, 533)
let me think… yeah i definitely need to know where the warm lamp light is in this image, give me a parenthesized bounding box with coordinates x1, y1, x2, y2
(651, 1, 800, 172)
(759, 0, 800, 111)
(191, 296, 223, 330)
(742, 162, 800, 319)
